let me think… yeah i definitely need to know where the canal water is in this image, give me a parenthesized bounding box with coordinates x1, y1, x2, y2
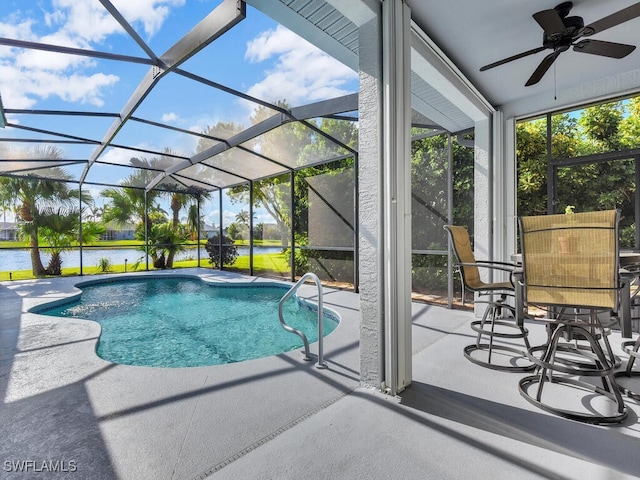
(0, 246, 284, 272)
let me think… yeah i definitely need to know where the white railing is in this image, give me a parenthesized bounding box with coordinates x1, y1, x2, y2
(278, 272, 327, 369)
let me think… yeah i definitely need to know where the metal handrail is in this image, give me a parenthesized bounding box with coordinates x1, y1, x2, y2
(278, 272, 327, 369)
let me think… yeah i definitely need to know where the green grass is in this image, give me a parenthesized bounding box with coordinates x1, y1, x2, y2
(229, 252, 290, 272)
(0, 239, 282, 248)
(0, 252, 291, 281)
(0, 240, 29, 248)
(232, 239, 285, 247)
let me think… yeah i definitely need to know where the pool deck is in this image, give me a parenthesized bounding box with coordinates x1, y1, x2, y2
(2, 268, 640, 479)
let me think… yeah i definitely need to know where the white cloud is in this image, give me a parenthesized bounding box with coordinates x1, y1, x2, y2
(162, 112, 179, 123)
(99, 147, 135, 166)
(244, 25, 357, 106)
(0, 0, 183, 110)
(0, 19, 35, 42)
(111, 0, 185, 38)
(52, 0, 185, 42)
(203, 209, 235, 228)
(0, 65, 118, 108)
(254, 211, 276, 224)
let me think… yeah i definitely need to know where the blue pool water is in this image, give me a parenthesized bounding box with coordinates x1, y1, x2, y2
(35, 277, 339, 368)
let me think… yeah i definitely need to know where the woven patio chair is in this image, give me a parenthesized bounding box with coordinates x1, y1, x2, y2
(518, 209, 627, 424)
(444, 225, 532, 371)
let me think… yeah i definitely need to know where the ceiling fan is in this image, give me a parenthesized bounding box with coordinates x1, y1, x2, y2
(480, 1, 640, 86)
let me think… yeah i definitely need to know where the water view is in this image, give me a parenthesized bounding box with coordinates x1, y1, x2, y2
(0, 246, 284, 272)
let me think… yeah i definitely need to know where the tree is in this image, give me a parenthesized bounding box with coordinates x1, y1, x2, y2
(235, 209, 250, 225)
(101, 156, 167, 264)
(516, 97, 639, 247)
(186, 203, 202, 240)
(221, 102, 316, 248)
(226, 222, 241, 241)
(143, 222, 188, 269)
(204, 233, 238, 268)
(233, 209, 250, 239)
(0, 147, 89, 276)
(38, 207, 105, 275)
(253, 222, 264, 240)
(410, 131, 474, 292)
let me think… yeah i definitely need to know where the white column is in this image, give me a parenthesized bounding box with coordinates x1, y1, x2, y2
(382, 0, 412, 394)
(492, 109, 512, 264)
(474, 117, 492, 259)
(358, 0, 412, 395)
(357, 11, 385, 389)
(504, 116, 519, 256)
(474, 117, 492, 317)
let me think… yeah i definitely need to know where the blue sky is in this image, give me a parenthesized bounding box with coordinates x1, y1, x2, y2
(0, 0, 359, 227)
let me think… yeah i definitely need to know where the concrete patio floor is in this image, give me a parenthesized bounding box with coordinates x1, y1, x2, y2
(2, 268, 640, 479)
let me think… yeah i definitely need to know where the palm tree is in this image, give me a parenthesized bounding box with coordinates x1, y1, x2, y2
(38, 207, 105, 275)
(144, 222, 188, 269)
(171, 189, 211, 239)
(186, 204, 201, 240)
(101, 159, 165, 235)
(0, 148, 89, 276)
(170, 192, 188, 229)
(235, 209, 250, 226)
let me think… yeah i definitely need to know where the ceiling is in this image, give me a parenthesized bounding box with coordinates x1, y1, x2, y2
(272, 0, 640, 127)
(406, 0, 640, 116)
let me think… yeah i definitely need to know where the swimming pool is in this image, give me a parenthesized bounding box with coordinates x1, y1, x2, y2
(33, 277, 340, 368)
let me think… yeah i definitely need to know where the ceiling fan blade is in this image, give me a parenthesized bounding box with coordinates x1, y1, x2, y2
(573, 39, 636, 58)
(583, 2, 640, 35)
(480, 46, 547, 71)
(525, 50, 561, 86)
(533, 8, 566, 35)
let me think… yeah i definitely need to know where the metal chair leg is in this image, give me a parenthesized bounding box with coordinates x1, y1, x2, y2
(519, 323, 628, 425)
(463, 297, 534, 372)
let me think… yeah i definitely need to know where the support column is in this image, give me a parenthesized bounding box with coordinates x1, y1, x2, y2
(474, 117, 492, 316)
(492, 110, 506, 262)
(503, 114, 518, 257)
(144, 190, 149, 271)
(218, 190, 223, 270)
(358, 0, 412, 395)
(249, 180, 254, 276)
(79, 185, 84, 276)
(358, 10, 384, 390)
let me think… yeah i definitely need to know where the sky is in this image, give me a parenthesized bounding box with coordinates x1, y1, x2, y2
(0, 0, 359, 227)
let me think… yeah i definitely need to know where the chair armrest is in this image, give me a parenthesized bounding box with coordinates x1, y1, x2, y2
(454, 261, 516, 287)
(475, 260, 517, 271)
(460, 260, 516, 274)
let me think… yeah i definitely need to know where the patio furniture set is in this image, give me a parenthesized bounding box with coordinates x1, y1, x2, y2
(446, 210, 640, 425)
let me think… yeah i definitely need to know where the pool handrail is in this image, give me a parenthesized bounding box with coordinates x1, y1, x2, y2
(278, 272, 327, 369)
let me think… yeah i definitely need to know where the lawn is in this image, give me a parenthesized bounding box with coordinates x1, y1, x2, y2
(0, 252, 291, 281)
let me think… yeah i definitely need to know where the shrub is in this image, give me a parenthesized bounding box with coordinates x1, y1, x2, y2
(204, 234, 238, 268)
(98, 257, 112, 273)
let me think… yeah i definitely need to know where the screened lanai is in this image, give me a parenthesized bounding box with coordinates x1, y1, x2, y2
(0, 0, 474, 307)
(3, 0, 640, 396)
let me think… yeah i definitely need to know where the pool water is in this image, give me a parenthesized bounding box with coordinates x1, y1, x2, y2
(37, 277, 339, 367)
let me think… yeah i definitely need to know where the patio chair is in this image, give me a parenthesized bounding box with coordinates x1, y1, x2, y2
(444, 225, 532, 371)
(614, 262, 640, 400)
(517, 209, 627, 424)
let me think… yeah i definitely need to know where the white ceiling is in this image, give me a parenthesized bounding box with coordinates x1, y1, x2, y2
(407, 0, 640, 116)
